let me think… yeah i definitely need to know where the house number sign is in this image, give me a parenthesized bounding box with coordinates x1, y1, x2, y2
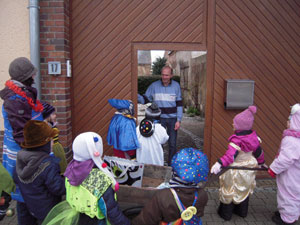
(48, 61, 61, 75)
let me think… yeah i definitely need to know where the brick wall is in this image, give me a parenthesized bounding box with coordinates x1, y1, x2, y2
(40, 0, 73, 161)
(0, 1, 72, 162)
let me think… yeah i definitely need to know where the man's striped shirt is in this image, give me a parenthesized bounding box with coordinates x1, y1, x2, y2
(140, 80, 183, 121)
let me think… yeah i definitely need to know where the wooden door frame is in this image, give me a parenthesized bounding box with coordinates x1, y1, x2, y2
(131, 42, 207, 101)
(131, 42, 210, 154)
(204, 0, 215, 163)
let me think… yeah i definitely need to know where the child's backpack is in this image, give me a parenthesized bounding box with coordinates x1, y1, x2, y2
(140, 102, 161, 138)
(139, 118, 155, 137)
(160, 188, 202, 225)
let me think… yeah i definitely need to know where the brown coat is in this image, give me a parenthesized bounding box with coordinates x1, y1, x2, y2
(132, 187, 208, 225)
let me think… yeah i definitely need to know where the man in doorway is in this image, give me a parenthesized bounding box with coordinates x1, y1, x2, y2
(138, 65, 183, 165)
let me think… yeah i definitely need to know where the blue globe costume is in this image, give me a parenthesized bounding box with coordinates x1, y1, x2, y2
(107, 99, 139, 158)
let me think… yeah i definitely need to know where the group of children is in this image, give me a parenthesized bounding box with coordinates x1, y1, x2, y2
(1, 98, 300, 225)
(210, 104, 300, 225)
(0, 57, 68, 225)
(2, 57, 298, 225)
(106, 101, 300, 225)
(1, 107, 67, 225)
(107, 98, 169, 166)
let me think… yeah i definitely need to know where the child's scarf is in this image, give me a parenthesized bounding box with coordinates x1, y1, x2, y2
(169, 172, 197, 188)
(64, 159, 94, 186)
(283, 129, 300, 138)
(5, 80, 43, 112)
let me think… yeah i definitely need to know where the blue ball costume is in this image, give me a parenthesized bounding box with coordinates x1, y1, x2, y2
(107, 99, 139, 158)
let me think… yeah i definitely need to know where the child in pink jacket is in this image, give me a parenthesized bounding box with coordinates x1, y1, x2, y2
(268, 103, 300, 225)
(210, 106, 265, 221)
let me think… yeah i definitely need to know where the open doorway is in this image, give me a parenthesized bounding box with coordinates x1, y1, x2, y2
(137, 50, 207, 162)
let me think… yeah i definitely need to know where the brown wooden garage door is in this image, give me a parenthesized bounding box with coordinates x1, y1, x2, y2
(205, 0, 300, 166)
(70, 0, 207, 154)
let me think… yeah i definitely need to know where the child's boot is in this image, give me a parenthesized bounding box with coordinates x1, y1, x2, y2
(233, 197, 249, 218)
(272, 211, 296, 225)
(0, 192, 12, 221)
(218, 202, 234, 221)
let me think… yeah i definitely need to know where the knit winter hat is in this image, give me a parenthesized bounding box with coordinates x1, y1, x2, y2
(72, 132, 118, 190)
(21, 120, 58, 148)
(42, 102, 55, 120)
(289, 103, 300, 131)
(145, 102, 161, 120)
(233, 106, 257, 131)
(291, 103, 300, 116)
(171, 148, 209, 184)
(108, 99, 134, 116)
(9, 57, 37, 83)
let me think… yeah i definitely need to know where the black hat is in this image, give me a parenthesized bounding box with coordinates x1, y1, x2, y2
(145, 102, 161, 120)
(139, 119, 154, 137)
(42, 102, 55, 119)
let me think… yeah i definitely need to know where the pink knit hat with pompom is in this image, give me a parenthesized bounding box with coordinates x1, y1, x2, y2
(233, 106, 257, 130)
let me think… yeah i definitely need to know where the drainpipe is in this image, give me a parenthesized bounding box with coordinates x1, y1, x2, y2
(28, 0, 41, 99)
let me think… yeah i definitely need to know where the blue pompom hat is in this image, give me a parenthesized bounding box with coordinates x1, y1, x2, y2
(171, 148, 209, 184)
(108, 99, 130, 110)
(108, 99, 134, 116)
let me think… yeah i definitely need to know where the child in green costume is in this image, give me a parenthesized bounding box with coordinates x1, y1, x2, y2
(0, 163, 15, 221)
(43, 132, 131, 225)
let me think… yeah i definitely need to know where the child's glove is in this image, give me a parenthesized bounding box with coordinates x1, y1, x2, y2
(259, 163, 268, 169)
(211, 162, 222, 174)
(268, 168, 276, 178)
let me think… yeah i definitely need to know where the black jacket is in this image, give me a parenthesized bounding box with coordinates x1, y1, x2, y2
(13, 145, 66, 221)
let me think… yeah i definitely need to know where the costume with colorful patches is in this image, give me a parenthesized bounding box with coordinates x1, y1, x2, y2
(43, 132, 131, 225)
(132, 148, 209, 225)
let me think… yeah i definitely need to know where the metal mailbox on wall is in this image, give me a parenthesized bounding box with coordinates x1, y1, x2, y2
(224, 79, 255, 109)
